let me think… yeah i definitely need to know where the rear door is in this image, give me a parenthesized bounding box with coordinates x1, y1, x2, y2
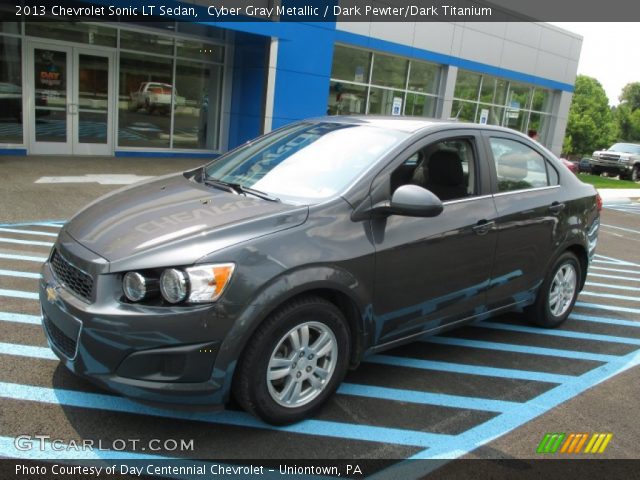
(370, 129, 498, 347)
(481, 132, 564, 310)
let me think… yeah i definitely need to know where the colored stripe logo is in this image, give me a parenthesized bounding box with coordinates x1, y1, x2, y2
(537, 433, 612, 454)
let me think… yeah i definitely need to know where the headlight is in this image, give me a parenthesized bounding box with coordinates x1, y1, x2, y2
(185, 263, 235, 303)
(122, 272, 148, 302)
(160, 269, 188, 304)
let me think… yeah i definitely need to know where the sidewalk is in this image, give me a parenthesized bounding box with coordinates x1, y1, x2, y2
(597, 188, 640, 203)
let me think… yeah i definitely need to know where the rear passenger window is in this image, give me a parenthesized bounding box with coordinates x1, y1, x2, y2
(490, 138, 554, 192)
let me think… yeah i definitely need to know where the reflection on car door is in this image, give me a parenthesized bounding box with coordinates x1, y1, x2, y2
(370, 131, 498, 348)
(482, 133, 563, 310)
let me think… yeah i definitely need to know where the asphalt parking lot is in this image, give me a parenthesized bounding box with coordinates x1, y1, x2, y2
(1, 156, 639, 477)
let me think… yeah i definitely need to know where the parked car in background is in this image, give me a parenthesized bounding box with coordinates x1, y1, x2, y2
(39, 117, 600, 425)
(561, 158, 578, 175)
(590, 143, 640, 181)
(578, 157, 592, 174)
(130, 82, 185, 115)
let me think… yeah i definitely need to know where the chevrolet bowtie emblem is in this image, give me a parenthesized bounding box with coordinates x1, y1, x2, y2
(46, 286, 58, 303)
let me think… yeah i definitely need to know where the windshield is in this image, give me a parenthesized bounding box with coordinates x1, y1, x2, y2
(203, 122, 409, 203)
(608, 143, 640, 154)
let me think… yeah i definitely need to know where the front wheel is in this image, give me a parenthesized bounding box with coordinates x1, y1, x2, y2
(632, 165, 640, 182)
(232, 296, 350, 425)
(526, 251, 581, 328)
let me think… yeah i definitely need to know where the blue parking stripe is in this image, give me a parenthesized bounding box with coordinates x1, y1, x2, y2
(403, 348, 640, 462)
(601, 223, 640, 235)
(425, 337, 619, 362)
(475, 322, 640, 346)
(338, 383, 520, 413)
(588, 272, 640, 283)
(594, 254, 639, 266)
(0, 269, 40, 279)
(0, 288, 39, 300)
(366, 354, 573, 384)
(590, 265, 640, 275)
(0, 312, 41, 325)
(581, 291, 640, 303)
(585, 281, 639, 292)
(0, 220, 64, 228)
(0, 342, 55, 360)
(570, 313, 640, 328)
(0, 382, 452, 448)
(576, 301, 640, 315)
(0, 237, 54, 247)
(0, 227, 58, 237)
(0, 253, 47, 263)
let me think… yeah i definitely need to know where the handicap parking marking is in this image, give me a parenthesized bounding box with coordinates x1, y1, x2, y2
(1, 221, 640, 467)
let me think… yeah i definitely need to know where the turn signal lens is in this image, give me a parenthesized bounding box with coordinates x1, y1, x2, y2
(186, 263, 235, 303)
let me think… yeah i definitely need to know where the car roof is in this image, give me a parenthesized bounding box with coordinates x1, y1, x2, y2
(306, 115, 530, 137)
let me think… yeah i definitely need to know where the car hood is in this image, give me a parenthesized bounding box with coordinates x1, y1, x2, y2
(64, 173, 309, 272)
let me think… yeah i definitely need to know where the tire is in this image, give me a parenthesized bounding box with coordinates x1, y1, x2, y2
(232, 296, 350, 425)
(590, 168, 601, 176)
(526, 251, 581, 328)
(632, 165, 640, 182)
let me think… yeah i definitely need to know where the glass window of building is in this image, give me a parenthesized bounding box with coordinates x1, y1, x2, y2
(25, 22, 116, 47)
(331, 45, 371, 84)
(119, 30, 173, 56)
(329, 44, 442, 119)
(172, 60, 222, 149)
(327, 81, 366, 115)
(0, 36, 22, 143)
(371, 53, 408, 89)
(453, 69, 556, 144)
(118, 52, 173, 148)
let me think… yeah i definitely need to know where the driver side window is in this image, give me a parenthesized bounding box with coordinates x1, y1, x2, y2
(390, 138, 478, 202)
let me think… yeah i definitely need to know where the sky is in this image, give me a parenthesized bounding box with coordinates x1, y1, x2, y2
(550, 23, 640, 106)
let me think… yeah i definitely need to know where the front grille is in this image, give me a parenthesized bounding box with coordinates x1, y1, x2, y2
(43, 313, 78, 359)
(600, 154, 620, 161)
(50, 249, 94, 301)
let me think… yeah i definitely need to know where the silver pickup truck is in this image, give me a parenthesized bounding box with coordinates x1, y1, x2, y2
(590, 143, 640, 181)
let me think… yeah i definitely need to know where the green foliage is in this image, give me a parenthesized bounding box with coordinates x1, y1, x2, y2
(564, 75, 616, 157)
(619, 82, 640, 111)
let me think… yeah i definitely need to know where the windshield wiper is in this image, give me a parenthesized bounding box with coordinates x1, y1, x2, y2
(202, 171, 280, 202)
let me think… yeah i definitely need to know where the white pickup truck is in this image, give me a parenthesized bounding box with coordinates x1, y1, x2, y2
(130, 82, 185, 115)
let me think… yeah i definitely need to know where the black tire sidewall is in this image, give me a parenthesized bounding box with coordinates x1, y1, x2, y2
(532, 252, 581, 328)
(242, 299, 350, 424)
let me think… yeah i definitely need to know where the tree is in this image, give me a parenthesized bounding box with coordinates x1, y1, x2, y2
(619, 82, 640, 111)
(564, 75, 616, 156)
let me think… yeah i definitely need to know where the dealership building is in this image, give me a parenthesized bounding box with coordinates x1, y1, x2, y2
(0, 5, 581, 157)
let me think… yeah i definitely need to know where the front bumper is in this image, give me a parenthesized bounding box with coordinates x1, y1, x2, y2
(589, 159, 632, 175)
(39, 259, 230, 405)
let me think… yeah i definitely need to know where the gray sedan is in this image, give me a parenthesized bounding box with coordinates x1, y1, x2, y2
(39, 117, 600, 424)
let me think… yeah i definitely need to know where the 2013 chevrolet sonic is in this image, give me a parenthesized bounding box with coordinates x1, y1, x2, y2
(40, 117, 600, 425)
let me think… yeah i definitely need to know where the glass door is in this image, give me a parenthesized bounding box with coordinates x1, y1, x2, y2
(28, 43, 72, 154)
(27, 42, 114, 155)
(72, 49, 113, 155)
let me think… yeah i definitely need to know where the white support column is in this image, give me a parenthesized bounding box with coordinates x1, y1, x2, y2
(439, 65, 458, 120)
(547, 90, 573, 156)
(262, 38, 279, 134)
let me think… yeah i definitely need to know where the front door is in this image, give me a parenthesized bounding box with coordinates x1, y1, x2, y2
(370, 131, 498, 347)
(27, 42, 114, 155)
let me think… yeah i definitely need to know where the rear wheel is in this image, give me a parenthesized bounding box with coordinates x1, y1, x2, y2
(232, 296, 350, 425)
(526, 251, 581, 328)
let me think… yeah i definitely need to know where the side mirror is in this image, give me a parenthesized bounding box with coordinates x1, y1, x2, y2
(388, 184, 443, 217)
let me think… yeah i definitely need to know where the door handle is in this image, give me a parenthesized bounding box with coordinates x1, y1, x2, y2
(548, 202, 565, 214)
(472, 220, 495, 236)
